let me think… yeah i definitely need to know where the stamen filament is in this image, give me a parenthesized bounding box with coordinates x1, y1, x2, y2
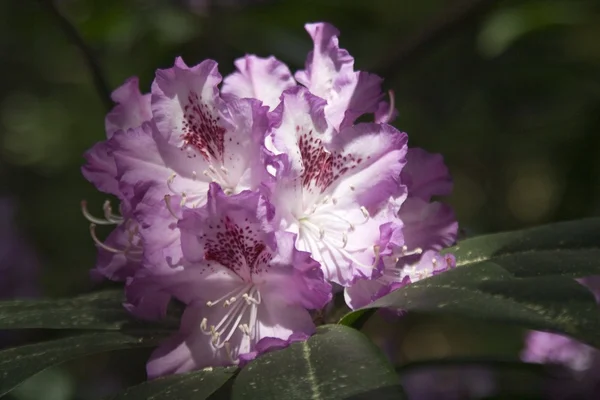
(224, 342, 238, 364)
(81, 201, 116, 225)
(384, 90, 396, 123)
(89, 224, 120, 253)
(164, 195, 181, 219)
(206, 284, 251, 307)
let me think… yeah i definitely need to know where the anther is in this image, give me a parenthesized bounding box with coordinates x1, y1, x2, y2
(102, 200, 122, 223)
(400, 246, 423, 257)
(360, 206, 370, 219)
(342, 232, 348, 248)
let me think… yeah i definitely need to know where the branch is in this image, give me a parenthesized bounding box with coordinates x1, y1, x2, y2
(377, 0, 500, 78)
(37, 0, 113, 111)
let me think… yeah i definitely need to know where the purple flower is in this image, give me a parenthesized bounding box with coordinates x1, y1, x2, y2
(80, 21, 457, 376)
(82, 59, 272, 281)
(223, 23, 391, 130)
(81, 78, 152, 281)
(266, 86, 408, 286)
(145, 184, 330, 377)
(345, 148, 458, 309)
(0, 197, 39, 299)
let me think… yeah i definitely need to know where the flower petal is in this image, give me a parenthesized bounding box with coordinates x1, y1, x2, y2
(402, 148, 453, 201)
(295, 23, 353, 100)
(260, 231, 332, 310)
(222, 55, 296, 110)
(178, 183, 276, 282)
(105, 77, 152, 138)
(326, 71, 384, 130)
(151, 57, 227, 158)
(328, 122, 408, 210)
(399, 197, 458, 252)
(295, 23, 385, 130)
(110, 122, 199, 206)
(81, 141, 119, 196)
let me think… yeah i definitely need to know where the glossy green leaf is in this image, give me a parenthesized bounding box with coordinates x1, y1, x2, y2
(232, 325, 405, 400)
(108, 367, 237, 400)
(0, 289, 178, 331)
(449, 217, 600, 278)
(0, 331, 164, 397)
(341, 219, 600, 347)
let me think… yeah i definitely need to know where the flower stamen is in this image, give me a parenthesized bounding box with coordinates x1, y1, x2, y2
(384, 90, 396, 123)
(164, 195, 181, 219)
(81, 200, 118, 225)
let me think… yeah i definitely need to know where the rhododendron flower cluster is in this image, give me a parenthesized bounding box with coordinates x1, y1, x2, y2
(81, 22, 457, 377)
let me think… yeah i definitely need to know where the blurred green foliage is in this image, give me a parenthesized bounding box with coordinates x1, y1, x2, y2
(1, 0, 600, 397)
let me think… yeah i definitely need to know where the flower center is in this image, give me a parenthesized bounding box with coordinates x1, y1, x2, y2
(297, 195, 378, 270)
(165, 164, 236, 209)
(200, 284, 262, 363)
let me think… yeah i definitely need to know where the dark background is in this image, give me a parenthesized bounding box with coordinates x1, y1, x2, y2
(1, 0, 599, 398)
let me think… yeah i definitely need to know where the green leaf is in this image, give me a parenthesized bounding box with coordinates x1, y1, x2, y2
(0, 331, 164, 397)
(0, 289, 178, 331)
(108, 367, 237, 400)
(340, 219, 600, 347)
(342, 265, 600, 346)
(232, 325, 405, 400)
(449, 217, 600, 278)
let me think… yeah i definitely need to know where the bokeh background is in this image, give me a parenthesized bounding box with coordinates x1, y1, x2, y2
(1, 0, 600, 398)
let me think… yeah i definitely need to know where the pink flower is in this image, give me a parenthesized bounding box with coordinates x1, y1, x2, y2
(345, 149, 458, 309)
(266, 86, 408, 286)
(145, 184, 330, 377)
(80, 21, 457, 376)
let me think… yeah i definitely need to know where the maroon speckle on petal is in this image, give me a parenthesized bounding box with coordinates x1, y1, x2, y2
(298, 129, 363, 192)
(204, 216, 272, 279)
(181, 91, 226, 161)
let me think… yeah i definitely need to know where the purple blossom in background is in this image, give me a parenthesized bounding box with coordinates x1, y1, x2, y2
(0, 197, 39, 300)
(0, 197, 39, 348)
(400, 367, 496, 400)
(522, 277, 600, 399)
(81, 22, 457, 377)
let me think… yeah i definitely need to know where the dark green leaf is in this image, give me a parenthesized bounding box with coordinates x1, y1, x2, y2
(232, 325, 405, 400)
(0, 290, 179, 331)
(108, 367, 237, 400)
(0, 331, 164, 397)
(449, 217, 600, 278)
(341, 264, 600, 347)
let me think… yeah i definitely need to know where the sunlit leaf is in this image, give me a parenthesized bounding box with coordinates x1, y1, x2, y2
(232, 325, 405, 400)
